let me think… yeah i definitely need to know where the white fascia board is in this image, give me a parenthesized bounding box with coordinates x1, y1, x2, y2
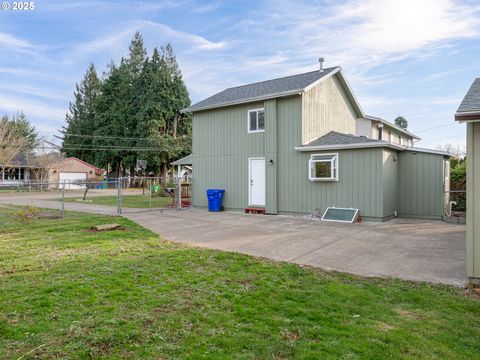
(364, 115, 421, 140)
(455, 110, 480, 115)
(295, 142, 403, 152)
(457, 119, 480, 123)
(404, 147, 451, 156)
(182, 90, 302, 113)
(302, 67, 341, 92)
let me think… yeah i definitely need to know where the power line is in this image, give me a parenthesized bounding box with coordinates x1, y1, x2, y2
(412, 122, 460, 133)
(36, 146, 164, 152)
(54, 133, 162, 141)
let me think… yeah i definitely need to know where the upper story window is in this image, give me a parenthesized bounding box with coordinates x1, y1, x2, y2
(377, 125, 383, 140)
(248, 108, 265, 133)
(309, 153, 339, 181)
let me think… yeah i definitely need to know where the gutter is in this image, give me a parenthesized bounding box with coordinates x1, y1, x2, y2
(294, 142, 404, 152)
(295, 142, 450, 156)
(455, 111, 480, 122)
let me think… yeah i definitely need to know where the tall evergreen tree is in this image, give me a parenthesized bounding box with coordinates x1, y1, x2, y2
(62, 63, 102, 164)
(61, 33, 191, 178)
(133, 44, 191, 177)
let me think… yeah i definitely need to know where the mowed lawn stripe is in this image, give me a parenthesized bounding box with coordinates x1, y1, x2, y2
(61, 194, 173, 208)
(0, 206, 479, 359)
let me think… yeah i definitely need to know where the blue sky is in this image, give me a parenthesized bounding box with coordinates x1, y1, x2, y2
(0, 0, 479, 150)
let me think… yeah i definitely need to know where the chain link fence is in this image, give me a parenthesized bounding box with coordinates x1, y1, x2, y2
(444, 190, 466, 224)
(0, 176, 193, 219)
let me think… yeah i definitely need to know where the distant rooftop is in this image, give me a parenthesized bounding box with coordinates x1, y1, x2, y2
(183, 67, 340, 112)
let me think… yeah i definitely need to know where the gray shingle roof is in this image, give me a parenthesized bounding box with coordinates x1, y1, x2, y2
(184, 67, 340, 112)
(457, 78, 480, 113)
(303, 131, 383, 147)
(171, 154, 193, 166)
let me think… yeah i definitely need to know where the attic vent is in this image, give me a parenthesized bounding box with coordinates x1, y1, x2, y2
(318, 57, 325, 72)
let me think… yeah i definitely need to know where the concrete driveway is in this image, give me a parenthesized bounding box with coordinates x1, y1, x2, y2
(127, 209, 467, 286)
(0, 192, 467, 286)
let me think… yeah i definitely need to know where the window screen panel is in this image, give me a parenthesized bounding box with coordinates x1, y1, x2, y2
(257, 110, 265, 130)
(249, 111, 257, 131)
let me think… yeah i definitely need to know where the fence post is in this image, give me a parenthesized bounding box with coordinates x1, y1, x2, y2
(117, 178, 122, 215)
(148, 178, 152, 211)
(177, 166, 181, 210)
(61, 181, 65, 221)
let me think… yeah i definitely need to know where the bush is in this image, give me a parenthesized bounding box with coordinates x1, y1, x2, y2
(13, 205, 39, 223)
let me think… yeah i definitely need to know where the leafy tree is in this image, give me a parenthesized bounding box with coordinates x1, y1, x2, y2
(62, 63, 102, 164)
(394, 116, 408, 129)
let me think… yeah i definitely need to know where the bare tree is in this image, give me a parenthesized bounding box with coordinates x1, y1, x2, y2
(436, 143, 466, 158)
(0, 116, 27, 166)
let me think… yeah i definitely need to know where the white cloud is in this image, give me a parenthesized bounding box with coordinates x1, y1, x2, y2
(0, 93, 66, 121)
(0, 32, 37, 50)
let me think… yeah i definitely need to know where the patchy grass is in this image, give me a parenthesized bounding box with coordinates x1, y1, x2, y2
(62, 194, 173, 208)
(0, 206, 479, 359)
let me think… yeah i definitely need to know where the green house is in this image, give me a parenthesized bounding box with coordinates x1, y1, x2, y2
(182, 64, 450, 221)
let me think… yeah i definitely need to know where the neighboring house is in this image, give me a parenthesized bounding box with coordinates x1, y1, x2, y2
(49, 157, 103, 187)
(0, 156, 102, 188)
(455, 77, 480, 284)
(0, 154, 44, 185)
(183, 64, 450, 221)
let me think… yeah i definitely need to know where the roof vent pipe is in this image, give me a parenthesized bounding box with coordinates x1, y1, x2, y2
(318, 57, 325, 72)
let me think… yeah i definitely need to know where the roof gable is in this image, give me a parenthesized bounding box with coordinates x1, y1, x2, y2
(184, 67, 340, 112)
(456, 78, 480, 121)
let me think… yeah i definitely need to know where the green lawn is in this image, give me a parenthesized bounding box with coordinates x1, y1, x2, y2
(63, 194, 173, 208)
(1, 206, 479, 359)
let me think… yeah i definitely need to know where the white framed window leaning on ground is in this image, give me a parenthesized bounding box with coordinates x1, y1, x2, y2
(248, 108, 265, 133)
(309, 153, 339, 181)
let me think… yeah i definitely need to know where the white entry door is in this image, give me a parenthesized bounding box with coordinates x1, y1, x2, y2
(248, 157, 265, 206)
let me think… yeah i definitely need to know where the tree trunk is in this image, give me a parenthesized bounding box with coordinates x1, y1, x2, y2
(173, 114, 178, 139)
(160, 162, 168, 185)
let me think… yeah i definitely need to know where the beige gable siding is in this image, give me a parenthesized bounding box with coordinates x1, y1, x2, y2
(301, 75, 357, 144)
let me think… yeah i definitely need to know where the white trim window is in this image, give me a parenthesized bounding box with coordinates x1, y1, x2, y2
(248, 108, 265, 133)
(309, 153, 339, 181)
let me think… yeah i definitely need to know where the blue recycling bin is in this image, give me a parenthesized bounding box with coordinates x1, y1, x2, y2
(206, 189, 225, 212)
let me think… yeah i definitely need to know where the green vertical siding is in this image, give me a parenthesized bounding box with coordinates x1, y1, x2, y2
(265, 99, 277, 214)
(467, 122, 480, 279)
(382, 149, 399, 217)
(192, 101, 265, 209)
(278, 148, 384, 219)
(397, 151, 445, 219)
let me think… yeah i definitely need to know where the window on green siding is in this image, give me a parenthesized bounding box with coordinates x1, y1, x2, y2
(248, 108, 265, 133)
(309, 153, 338, 181)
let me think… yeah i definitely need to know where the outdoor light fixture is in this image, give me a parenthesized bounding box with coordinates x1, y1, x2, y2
(269, 159, 274, 165)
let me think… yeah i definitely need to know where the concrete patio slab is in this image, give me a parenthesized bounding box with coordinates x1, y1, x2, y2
(126, 209, 467, 286)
